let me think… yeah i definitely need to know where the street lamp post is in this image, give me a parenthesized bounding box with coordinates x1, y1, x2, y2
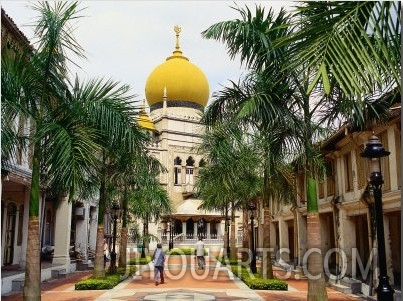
(168, 219, 174, 250)
(109, 203, 121, 274)
(248, 202, 257, 274)
(361, 134, 394, 301)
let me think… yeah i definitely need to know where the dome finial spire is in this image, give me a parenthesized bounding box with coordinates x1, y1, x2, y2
(174, 25, 181, 51)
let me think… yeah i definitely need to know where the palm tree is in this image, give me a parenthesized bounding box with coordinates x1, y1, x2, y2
(2, 2, 150, 296)
(202, 3, 400, 301)
(202, 3, 303, 280)
(280, 1, 401, 99)
(128, 154, 171, 258)
(196, 122, 262, 260)
(277, 3, 401, 299)
(1, 3, 100, 299)
(114, 148, 169, 268)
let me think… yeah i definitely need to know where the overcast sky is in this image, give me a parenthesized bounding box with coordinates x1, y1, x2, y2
(2, 1, 294, 106)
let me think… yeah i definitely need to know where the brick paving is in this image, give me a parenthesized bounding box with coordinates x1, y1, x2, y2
(2, 255, 364, 301)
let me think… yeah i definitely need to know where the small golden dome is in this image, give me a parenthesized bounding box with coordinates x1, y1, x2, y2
(145, 26, 209, 108)
(137, 102, 156, 131)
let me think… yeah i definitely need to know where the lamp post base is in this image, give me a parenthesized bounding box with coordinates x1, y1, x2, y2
(109, 251, 117, 274)
(169, 242, 173, 250)
(376, 276, 394, 301)
(251, 256, 257, 274)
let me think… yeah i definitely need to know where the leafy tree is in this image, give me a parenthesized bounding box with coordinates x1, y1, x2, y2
(202, 2, 400, 301)
(196, 122, 262, 260)
(202, 3, 302, 281)
(128, 153, 171, 258)
(1, 2, 150, 295)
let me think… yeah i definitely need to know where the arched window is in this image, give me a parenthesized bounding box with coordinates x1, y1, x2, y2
(199, 159, 206, 167)
(174, 157, 182, 165)
(185, 157, 195, 186)
(186, 156, 195, 166)
(174, 157, 182, 185)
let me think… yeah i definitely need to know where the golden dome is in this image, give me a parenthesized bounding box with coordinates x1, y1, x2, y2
(137, 101, 156, 131)
(145, 26, 209, 108)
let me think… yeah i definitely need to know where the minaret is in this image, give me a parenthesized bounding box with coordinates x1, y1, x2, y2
(163, 86, 167, 115)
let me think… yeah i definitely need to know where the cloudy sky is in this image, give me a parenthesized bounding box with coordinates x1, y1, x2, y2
(2, 1, 294, 106)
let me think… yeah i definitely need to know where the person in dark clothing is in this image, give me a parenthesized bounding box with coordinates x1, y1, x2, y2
(152, 243, 166, 285)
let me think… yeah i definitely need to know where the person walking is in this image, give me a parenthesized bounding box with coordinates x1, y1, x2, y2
(195, 237, 205, 270)
(103, 239, 109, 268)
(152, 243, 166, 285)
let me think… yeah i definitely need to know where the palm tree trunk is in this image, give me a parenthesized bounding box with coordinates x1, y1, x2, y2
(94, 179, 107, 278)
(307, 177, 328, 301)
(307, 212, 328, 300)
(119, 192, 128, 269)
(94, 225, 106, 278)
(118, 227, 128, 268)
(229, 203, 237, 260)
(261, 206, 274, 279)
(24, 216, 41, 301)
(23, 152, 41, 301)
(242, 209, 249, 263)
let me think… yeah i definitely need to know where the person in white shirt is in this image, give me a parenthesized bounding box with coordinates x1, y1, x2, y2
(195, 237, 205, 270)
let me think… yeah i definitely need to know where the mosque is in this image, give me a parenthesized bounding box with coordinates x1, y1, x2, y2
(137, 26, 242, 252)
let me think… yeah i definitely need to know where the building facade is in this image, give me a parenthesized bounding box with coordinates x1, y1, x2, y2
(1, 9, 98, 295)
(259, 105, 401, 296)
(138, 26, 243, 253)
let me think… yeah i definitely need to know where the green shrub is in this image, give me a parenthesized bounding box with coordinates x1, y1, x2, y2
(75, 274, 121, 290)
(244, 278, 288, 290)
(75, 266, 137, 290)
(166, 248, 193, 255)
(128, 256, 152, 265)
(229, 264, 287, 291)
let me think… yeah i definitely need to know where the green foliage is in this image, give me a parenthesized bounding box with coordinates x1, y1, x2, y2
(75, 274, 121, 290)
(244, 277, 288, 290)
(230, 265, 287, 291)
(166, 248, 207, 256)
(128, 256, 152, 265)
(75, 266, 136, 290)
(166, 248, 194, 256)
(216, 256, 242, 266)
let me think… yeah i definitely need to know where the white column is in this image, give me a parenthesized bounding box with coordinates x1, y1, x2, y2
(52, 198, 72, 265)
(193, 223, 197, 238)
(182, 221, 186, 238)
(19, 190, 30, 268)
(218, 221, 223, 237)
(75, 206, 89, 262)
(278, 218, 290, 262)
(88, 207, 98, 252)
(338, 208, 356, 276)
(206, 223, 211, 239)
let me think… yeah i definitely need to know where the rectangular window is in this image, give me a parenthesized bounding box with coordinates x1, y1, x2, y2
(344, 152, 353, 192)
(174, 167, 181, 185)
(17, 205, 23, 245)
(185, 168, 194, 185)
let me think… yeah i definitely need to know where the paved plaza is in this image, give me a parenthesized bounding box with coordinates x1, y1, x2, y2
(2, 255, 363, 301)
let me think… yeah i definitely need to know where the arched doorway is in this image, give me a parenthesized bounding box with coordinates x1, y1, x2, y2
(186, 219, 194, 239)
(197, 217, 206, 238)
(4, 203, 17, 265)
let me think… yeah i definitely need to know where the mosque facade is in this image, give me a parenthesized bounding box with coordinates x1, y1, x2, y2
(138, 26, 242, 253)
